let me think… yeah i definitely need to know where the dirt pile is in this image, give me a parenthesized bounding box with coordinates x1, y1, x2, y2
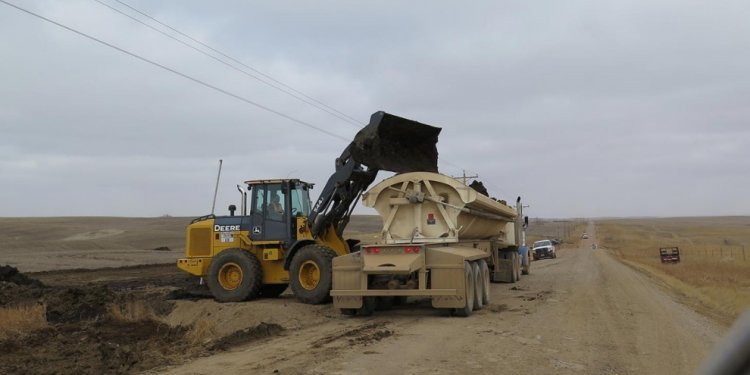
(43, 285, 113, 323)
(0, 264, 44, 287)
(0, 265, 46, 306)
(0, 265, 294, 374)
(0, 319, 191, 375)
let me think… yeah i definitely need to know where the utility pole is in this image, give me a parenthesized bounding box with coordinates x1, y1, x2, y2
(451, 170, 479, 185)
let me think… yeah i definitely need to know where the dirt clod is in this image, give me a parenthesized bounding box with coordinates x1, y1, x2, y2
(209, 322, 284, 351)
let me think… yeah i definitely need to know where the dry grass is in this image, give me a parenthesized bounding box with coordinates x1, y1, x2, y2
(597, 217, 750, 325)
(0, 304, 48, 339)
(107, 300, 161, 323)
(185, 318, 218, 345)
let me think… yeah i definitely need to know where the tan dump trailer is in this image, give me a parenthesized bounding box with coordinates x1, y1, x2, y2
(331, 172, 528, 316)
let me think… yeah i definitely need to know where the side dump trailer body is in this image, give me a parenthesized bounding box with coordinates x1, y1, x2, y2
(331, 172, 525, 316)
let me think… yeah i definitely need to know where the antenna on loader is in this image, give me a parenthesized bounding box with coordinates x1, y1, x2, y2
(211, 159, 223, 215)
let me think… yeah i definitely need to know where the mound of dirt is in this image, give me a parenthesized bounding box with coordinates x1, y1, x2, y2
(0, 265, 44, 287)
(0, 319, 192, 375)
(0, 265, 47, 306)
(43, 285, 113, 323)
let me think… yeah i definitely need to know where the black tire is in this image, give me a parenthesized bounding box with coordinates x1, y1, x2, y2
(471, 262, 483, 311)
(340, 308, 356, 316)
(515, 252, 521, 282)
(454, 261, 474, 317)
(289, 244, 337, 304)
(259, 284, 288, 298)
(479, 259, 490, 305)
(377, 297, 395, 310)
(207, 249, 262, 302)
(357, 297, 376, 316)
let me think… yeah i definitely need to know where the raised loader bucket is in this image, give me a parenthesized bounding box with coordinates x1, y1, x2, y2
(350, 111, 441, 173)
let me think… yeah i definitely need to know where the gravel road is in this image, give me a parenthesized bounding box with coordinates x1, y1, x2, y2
(154, 223, 724, 375)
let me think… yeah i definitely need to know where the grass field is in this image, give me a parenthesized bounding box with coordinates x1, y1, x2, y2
(596, 217, 750, 325)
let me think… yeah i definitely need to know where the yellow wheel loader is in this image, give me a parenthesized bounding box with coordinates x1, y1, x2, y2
(177, 111, 442, 304)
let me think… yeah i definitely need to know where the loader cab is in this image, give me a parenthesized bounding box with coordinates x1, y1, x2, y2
(245, 179, 313, 244)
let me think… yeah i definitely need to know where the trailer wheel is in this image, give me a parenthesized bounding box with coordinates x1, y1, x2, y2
(454, 261, 474, 317)
(478, 259, 490, 305)
(207, 249, 262, 302)
(259, 284, 288, 298)
(289, 244, 337, 304)
(521, 249, 530, 276)
(357, 297, 376, 316)
(471, 262, 483, 311)
(377, 297, 395, 310)
(515, 252, 521, 282)
(340, 308, 356, 316)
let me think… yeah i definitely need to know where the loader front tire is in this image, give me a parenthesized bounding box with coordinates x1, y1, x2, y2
(207, 249, 262, 302)
(290, 244, 336, 304)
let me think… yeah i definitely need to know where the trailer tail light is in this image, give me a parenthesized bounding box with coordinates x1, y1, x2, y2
(406, 246, 421, 254)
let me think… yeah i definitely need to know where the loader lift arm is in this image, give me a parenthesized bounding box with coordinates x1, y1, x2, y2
(307, 111, 442, 240)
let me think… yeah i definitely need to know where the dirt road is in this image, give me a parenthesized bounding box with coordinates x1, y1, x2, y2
(154, 223, 724, 375)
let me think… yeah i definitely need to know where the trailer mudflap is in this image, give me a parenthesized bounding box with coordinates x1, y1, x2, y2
(363, 253, 424, 274)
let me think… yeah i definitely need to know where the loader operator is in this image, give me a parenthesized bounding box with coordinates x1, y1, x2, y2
(268, 194, 283, 214)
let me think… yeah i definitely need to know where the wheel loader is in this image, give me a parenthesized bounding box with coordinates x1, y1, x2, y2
(177, 111, 442, 304)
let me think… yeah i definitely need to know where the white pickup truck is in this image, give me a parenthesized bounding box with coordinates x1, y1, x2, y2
(532, 239, 556, 260)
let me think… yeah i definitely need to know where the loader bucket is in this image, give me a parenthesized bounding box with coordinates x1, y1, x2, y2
(350, 111, 442, 173)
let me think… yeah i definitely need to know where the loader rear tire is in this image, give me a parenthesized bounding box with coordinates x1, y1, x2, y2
(454, 261, 475, 317)
(290, 244, 337, 304)
(207, 249, 262, 302)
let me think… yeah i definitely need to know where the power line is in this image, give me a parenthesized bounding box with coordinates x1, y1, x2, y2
(110, 0, 364, 127)
(0, 0, 350, 143)
(2, 0, 512, 197)
(92, 0, 363, 129)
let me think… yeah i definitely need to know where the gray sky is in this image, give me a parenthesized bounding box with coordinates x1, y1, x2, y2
(1, 0, 749, 218)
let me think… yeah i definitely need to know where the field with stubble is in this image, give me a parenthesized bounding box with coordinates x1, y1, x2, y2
(596, 217, 750, 324)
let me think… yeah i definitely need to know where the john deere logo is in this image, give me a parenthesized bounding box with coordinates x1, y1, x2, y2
(214, 225, 240, 232)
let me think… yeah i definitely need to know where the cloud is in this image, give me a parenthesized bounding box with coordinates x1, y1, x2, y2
(1, 0, 749, 217)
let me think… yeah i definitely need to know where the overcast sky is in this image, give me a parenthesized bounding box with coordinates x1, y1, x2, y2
(1, 0, 749, 218)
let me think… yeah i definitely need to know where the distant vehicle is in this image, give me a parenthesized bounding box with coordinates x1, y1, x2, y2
(550, 239, 561, 245)
(659, 247, 680, 263)
(532, 240, 556, 260)
(582, 233, 589, 239)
